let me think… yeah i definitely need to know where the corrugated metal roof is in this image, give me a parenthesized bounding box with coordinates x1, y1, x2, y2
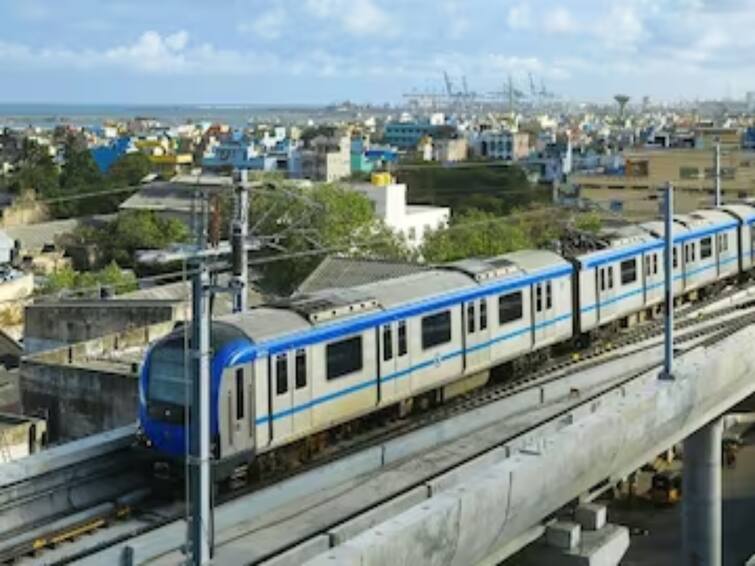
(295, 256, 428, 295)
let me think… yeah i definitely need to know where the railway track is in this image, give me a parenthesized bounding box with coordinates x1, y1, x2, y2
(8, 282, 755, 564)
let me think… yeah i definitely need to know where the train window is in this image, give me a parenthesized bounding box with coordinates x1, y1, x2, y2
(398, 320, 407, 356)
(535, 284, 543, 312)
(673, 248, 678, 268)
(599, 268, 605, 291)
(467, 303, 475, 334)
(275, 354, 288, 395)
(422, 311, 452, 349)
(545, 281, 552, 310)
(236, 368, 244, 420)
(326, 336, 363, 380)
(295, 349, 307, 389)
(700, 237, 712, 259)
(608, 267, 614, 289)
(479, 298, 488, 330)
(620, 259, 637, 285)
(382, 325, 393, 361)
(645, 257, 651, 277)
(654, 254, 659, 274)
(499, 292, 523, 324)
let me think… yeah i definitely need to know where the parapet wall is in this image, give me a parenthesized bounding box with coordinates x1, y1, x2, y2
(20, 320, 175, 442)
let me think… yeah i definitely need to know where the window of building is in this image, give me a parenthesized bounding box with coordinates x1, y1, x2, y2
(326, 336, 363, 380)
(479, 298, 488, 330)
(398, 320, 407, 356)
(620, 258, 637, 285)
(545, 281, 553, 309)
(422, 311, 452, 349)
(382, 325, 393, 361)
(700, 237, 712, 259)
(498, 292, 523, 324)
(466, 303, 475, 334)
(275, 354, 288, 395)
(295, 349, 307, 389)
(679, 166, 700, 179)
(236, 368, 244, 420)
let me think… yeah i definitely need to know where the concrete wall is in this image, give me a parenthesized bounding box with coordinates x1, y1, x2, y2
(24, 300, 183, 353)
(0, 412, 46, 461)
(20, 320, 174, 441)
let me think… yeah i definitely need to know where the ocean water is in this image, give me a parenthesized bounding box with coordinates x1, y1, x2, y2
(0, 103, 328, 129)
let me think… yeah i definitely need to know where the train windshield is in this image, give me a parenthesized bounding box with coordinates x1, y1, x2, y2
(149, 335, 189, 406)
(148, 323, 248, 408)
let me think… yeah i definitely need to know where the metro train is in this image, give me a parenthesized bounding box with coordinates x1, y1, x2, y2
(137, 203, 755, 476)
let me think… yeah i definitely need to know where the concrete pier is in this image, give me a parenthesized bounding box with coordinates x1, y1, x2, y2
(682, 417, 722, 566)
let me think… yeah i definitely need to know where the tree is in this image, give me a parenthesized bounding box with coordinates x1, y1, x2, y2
(107, 152, 153, 187)
(251, 183, 411, 294)
(64, 211, 190, 271)
(41, 261, 138, 295)
(421, 209, 532, 263)
(6, 139, 59, 196)
(575, 211, 602, 233)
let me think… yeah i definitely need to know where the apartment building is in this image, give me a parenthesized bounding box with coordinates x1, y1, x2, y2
(572, 148, 755, 219)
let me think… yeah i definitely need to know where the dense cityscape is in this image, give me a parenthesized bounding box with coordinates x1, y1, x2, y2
(2, 1, 755, 565)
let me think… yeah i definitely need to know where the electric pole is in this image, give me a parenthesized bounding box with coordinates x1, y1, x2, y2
(231, 170, 250, 313)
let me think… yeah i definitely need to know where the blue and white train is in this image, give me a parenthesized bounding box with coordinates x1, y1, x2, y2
(137, 203, 755, 474)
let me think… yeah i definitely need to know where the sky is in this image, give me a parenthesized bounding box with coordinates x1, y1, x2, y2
(1, 0, 754, 105)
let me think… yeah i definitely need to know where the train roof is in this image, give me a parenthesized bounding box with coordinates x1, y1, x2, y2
(217, 307, 311, 343)
(498, 249, 571, 272)
(359, 269, 477, 309)
(688, 209, 738, 225)
(720, 203, 755, 223)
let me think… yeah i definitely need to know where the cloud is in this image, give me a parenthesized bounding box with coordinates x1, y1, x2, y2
(543, 7, 577, 33)
(237, 5, 287, 40)
(506, 3, 532, 29)
(304, 0, 393, 36)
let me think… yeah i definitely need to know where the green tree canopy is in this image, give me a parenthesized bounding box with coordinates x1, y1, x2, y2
(41, 261, 138, 295)
(107, 152, 153, 187)
(421, 209, 532, 263)
(251, 183, 411, 294)
(65, 211, 190, 271)
(6, 139, 58, 196)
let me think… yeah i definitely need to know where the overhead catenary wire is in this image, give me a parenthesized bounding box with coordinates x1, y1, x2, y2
(0, 201, 646, 310)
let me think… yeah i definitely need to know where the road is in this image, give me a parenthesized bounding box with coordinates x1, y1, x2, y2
(610, 431, 755, 566)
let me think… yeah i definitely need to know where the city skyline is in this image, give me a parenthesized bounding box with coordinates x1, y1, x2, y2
(1, 0, 755, 105)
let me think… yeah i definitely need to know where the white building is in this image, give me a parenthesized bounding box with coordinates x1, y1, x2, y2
(350, 176, 450, 249)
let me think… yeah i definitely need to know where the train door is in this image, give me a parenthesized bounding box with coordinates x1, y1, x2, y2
(292, 348, 312, 434)
(379, 320, 411, 404)
(532, 280, 555, 344)
(222, 365, 251, 455)
(463, 298, 491, 373)
(269, 352, 293, 443)
(683, 241, 696, 289)
(596, 264, 616, 322)
(379, 322, 397, 404)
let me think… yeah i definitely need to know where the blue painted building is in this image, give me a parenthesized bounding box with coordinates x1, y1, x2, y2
(90, 137, 133, 173)
(384, 121, 441, 150)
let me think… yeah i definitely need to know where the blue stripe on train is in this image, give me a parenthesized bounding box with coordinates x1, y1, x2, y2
(254, 312, 574, 425)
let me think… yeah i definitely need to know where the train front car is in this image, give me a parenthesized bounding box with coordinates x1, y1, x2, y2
(137, 323, 252, 478)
